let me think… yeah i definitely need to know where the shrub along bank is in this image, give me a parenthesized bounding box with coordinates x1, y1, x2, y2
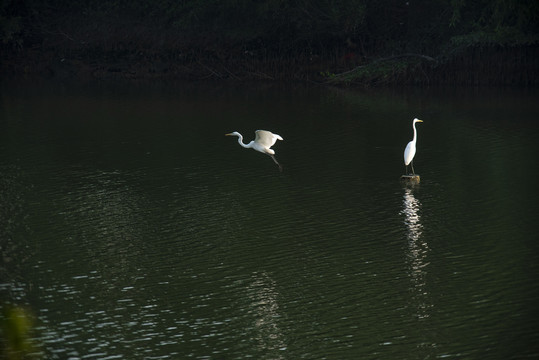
(1, 0, 537, 85)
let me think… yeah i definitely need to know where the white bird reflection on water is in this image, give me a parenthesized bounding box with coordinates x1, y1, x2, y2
(401, 187, 431, 320)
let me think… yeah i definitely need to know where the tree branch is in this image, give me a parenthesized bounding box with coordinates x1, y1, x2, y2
(332, 53, 436, 78)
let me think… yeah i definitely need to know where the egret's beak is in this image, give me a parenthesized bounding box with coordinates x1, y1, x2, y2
(225, 133, 233, 136)
(417, 119, 424, 122)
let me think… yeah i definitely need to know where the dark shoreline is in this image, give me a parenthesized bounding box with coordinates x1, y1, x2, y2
(2, 44, 538, 86)
(2, 0, 538, 86)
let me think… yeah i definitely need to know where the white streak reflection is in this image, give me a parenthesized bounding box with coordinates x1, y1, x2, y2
(246, 272, 287, 357)
(401, 188, 431, 320)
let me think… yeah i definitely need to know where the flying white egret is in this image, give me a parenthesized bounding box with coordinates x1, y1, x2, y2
(226, 130, 284, 171)
(404, 118, 423, 175)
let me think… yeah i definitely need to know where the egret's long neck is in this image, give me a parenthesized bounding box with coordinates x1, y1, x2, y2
(412, 123, 418, 142)
(236, 134, 252, 148)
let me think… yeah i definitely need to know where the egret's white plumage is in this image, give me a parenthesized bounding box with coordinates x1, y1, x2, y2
(404, 118, 423, 175)
(226, 130, 284, 171)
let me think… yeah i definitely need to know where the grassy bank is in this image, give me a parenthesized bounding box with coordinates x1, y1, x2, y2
(1, 0, 538, 85)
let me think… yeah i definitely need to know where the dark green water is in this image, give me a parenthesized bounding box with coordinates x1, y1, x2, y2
(1, 80, 538, 359)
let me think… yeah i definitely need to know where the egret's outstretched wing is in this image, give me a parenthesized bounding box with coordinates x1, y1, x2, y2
(255, 130, 283, 148)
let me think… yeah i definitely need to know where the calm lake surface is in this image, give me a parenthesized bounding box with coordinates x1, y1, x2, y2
(1, 80, 538, 359)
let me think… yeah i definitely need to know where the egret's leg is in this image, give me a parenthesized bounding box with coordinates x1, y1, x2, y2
(410, 161, 415, 175)
(270, 155, 283, 172)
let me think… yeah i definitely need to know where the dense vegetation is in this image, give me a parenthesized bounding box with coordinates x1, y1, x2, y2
(1, 0, 538, 84)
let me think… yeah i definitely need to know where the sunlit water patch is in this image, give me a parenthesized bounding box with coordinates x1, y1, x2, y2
(1, 81, 538, 359)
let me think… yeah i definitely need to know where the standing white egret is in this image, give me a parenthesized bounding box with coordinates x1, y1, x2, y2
(404, 118, 423, 175)
(226, 130, 284, 171)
